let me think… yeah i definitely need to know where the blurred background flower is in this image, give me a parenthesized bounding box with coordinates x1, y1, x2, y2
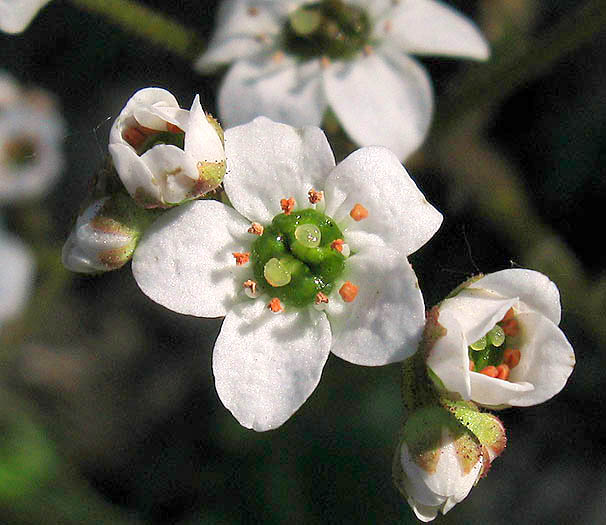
(0, 0, 605, 523)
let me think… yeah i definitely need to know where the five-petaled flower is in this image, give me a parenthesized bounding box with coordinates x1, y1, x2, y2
(196, 0, 489, 160)
(0, 73, 65, 204)
(132, 116, 442, 431)
(0, 0, 52, 34)
(426, 269, 575, 408)
(109, 88, 226, 209)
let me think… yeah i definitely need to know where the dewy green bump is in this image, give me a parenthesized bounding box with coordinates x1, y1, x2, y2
(251, 208, 346, 307)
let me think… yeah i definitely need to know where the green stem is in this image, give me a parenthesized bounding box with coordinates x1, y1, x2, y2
(68, 0, 204, 60)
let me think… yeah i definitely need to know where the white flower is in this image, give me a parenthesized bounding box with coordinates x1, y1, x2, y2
(109, 88, 226, 209)
(393, 406, 487, 522)
(132, 116, 442, 430)
(196, 0, 489, 160)
(0, 87, 65, 204)
(62, 194, 156, 274)
(0, 0, 51, 34)
(426, 269, 576, 408)
(0, 226, 34, 330)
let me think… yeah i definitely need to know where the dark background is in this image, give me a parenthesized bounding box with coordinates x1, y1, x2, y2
(0, 1, 604, 523)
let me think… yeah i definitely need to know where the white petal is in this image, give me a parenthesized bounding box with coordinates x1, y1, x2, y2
(223, 116, 335, 223)
(323, 50, 433, 160)
(194, 0, 283, 71)
(426, 309, 471, 400)
(0, 231, 34, 324)
(108, 143, 161, 204)
(327, 247, 424, 366)
(505, 311, 575, 407)
(218, 55, 326, 129)
(383, 0, 489, 60)
(0, 0, 51, 34)
(468, 269, 562, 325)
(184, 95, 225, 164)
(213, 299, 332, 431)
(323, 146, 442, 255)
(439, 290, 517, 346)
(469, 372, 534, 408)
(132, 200, 252, 318)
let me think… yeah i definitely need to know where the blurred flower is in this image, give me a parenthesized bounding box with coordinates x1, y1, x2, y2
(426, 269, 575, 408)
(131, 116, 442, 430)
(109, 88, 226, 209)
(62, 193, 157, 274)
(0, 81, 65, 204)
(393, 404, 495, 522)
(196, 0, 489, 159)
(0, 225, 34, 330)
(0, 0, 52, 34)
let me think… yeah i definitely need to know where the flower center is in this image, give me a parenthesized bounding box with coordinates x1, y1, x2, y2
(281, 0, 371, 60)
(3, 135, 37, 168)
(123, 123, 185, 156)
(251, 208, 346, 307)
(468, 308, 521, 380)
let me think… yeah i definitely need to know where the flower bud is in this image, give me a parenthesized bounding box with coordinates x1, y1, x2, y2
(109, 87, 226, 208)
(393, 405, 487, 522)
(62, 193, 156, 273)
(425, 269, 575, 408)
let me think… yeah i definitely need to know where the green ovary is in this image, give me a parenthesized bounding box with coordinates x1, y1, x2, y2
(251, 208, 346, 307)
(282, 0, 371, 60)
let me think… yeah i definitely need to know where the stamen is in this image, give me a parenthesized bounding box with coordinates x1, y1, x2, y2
(264, 258, 292, 287)
(247, 6, 259, 16)
(248, 222, 264, 235)
(295, 224, 321, 248)
(315, 292, 329, 304)
(479, 366, 498, 378)
(503, 348, 521, 369)
(363, 44, 373, 56)
(280, 197, 295, 215)
(232, 252, 250, 266)
(383, 20, 392, 33)
(243, 279, 259, 298)
(166, 122, 184, 134)
(123, 127, 147, 149)
(320, 56, 331, 69)
(272, 51, 285, 64)
(308, 188, 323, 204)
(496, 364, 510, 380)
(501, 319, 519, 337)
(268, 297, 284, 313)
(339, 281, 359, 303)
(331, 239, 344, 252)
(501, 307, 515, 323)
(469, 361, 475, 371)
(349, 203, 369, 221)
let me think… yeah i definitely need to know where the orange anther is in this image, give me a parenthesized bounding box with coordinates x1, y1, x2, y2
(308, 188, 323, 204)
(243, 279, 257, 295)
(339, 281, 359, 303)
(503, 348, 521, 368)
(331, 239, 344, 252)
(363, 44, 373, 56)
(501, 307, 515, 323)
(232, 252, 250, 265)
(320, 56, 331, 69)
(496, 364, 510, 380)
(350, 203, 368, 221)
(123, 127, 147, 149)
(280, 197, 295, 215)
(248, 222, 264, 235)
(268, 297, 283, 313)
(469, 361, 475, 371)
(501, 319, 519, 337)
(315, 292, 329, 304)
(167, 122, 184, 134)
(247, 6, 259, 16)
(479, 366, 498, 378)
